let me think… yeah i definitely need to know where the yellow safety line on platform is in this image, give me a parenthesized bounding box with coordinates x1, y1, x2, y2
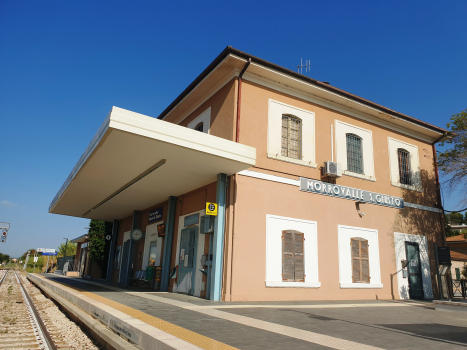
(44, 277, 238, 350)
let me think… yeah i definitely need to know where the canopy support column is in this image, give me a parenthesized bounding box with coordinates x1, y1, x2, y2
(161, 196, 177, 292)
(125, 210, 140, 286)
(210, 173, 228, 301)
(106, 219, 119, 282)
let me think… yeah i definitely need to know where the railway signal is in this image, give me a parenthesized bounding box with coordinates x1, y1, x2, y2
(0, 222, 10, 243)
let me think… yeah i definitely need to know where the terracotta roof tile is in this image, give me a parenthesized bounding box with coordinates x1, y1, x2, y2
(446, 234, 467, 242)
(451, 250, 467, 262)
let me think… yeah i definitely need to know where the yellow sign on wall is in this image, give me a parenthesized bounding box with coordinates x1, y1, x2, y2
(206, 202, 218, 216)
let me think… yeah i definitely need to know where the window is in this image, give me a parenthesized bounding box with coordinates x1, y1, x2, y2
(187, 107, 210, 133)
(346, 133, 364, 174)
(456, 268, 461, 280)
(194, 122, 204, 132)
(397, 148, 411, 185)
(114, 246, 121, 270)
(282, 230, 305, 282)
(281, 115, 302, 160)
(351, 238, 370, 283)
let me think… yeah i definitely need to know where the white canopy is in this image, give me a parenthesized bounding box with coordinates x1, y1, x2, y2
(50, 107, 256, 221)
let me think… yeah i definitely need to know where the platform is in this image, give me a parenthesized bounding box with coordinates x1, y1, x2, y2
(28, 274, 467, 350)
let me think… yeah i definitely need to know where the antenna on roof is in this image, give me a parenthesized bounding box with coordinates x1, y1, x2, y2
(297, 58, 310, 74)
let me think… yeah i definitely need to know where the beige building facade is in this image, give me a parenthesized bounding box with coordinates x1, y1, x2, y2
(52, 47, 447, 302)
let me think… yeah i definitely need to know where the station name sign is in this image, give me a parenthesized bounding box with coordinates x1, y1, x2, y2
(299, 177, 404, 209)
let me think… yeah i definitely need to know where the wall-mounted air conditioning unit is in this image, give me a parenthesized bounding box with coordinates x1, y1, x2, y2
(323, 161, 342, 178)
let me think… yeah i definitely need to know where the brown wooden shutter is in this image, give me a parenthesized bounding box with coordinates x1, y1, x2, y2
(282, 231, 294, 281)
(293, 232, 305, 282)
(360, 239, 370, 283)
(351, 238, 370, 283)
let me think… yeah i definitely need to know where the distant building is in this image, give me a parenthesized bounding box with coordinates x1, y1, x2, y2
(446, 234, 467, 280)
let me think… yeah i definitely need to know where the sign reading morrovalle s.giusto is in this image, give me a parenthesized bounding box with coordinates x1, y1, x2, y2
(299, 177, 404, 209)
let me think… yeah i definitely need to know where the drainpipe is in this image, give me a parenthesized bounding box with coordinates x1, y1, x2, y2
(236, 58, 251, 143)
(432, 134, 446, 299)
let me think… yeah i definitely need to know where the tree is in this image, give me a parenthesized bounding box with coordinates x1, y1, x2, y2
(0, 252, 10, 264)
(88, 220, 112, 278)
(438, 109, 467, 206)
(57, 242, 77, 258)
(446, 212, 465, 225)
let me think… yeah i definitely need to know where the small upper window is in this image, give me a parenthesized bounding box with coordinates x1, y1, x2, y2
(194, 122, 204, 132)
(346, 133, 364, 174)
(397, 148, 411, 185)
(282, 230, 305, 282)
(281, 115, 302, 160)
(351, 237, 370, 283)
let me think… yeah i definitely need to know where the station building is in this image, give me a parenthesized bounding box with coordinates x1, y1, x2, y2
(52, 47, 448, 302)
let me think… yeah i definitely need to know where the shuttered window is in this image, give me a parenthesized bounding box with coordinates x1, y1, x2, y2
(351, 238, 370, 283)
(281, 115, 302, 159)
(346, 133, 364, 174)
(282, 230, 305, 282)
(397, 148, 411, 185)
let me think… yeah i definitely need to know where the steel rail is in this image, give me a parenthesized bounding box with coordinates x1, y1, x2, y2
(14, 270, 58, 350)
(0, 268, 8, 284)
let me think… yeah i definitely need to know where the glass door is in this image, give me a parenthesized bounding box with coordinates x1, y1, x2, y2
(405, 242, 424, 299)
(177, 226, 198, 294)
(148, 241, 157, 267)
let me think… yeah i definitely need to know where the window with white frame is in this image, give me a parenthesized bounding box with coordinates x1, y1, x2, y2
(388, 138, 422, 191)
(188, 107, 211, 133)
(266, 215, 320, 288)
(335, 120, 375, 180)
(281, 115, 302, 160)
(338, 225, 382, 289)
(268, 99, 316, 167)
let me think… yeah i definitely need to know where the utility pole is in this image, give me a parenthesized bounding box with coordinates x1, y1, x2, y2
(64, 238, 69, 257)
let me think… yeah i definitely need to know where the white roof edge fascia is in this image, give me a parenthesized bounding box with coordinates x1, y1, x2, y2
(110, 107, 256, 165)
(49, 111, 112, 213)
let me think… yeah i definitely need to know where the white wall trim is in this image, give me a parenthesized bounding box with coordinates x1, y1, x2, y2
(337, 224, 382, 289)
(339, 283, 383, 289)
(238, 170, 300, 186)
(266, 214, 320, 288)
(387, 137, 423, 192)
(268, 99, 316, 166)
(393, 232, 434, 300)
(335, 120, 376, 179)
(403, 202, 442, 213)
(188, 107, 211, 133)
(266, 281, 321, 288)
(238, 170, 441, 214)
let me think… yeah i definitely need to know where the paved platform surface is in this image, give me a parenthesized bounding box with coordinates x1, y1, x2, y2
(39, 274, 467, 350)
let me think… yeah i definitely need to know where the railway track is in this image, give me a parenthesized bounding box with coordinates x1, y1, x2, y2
(0, 269, 56, 349)
(0, 270, 100, 350)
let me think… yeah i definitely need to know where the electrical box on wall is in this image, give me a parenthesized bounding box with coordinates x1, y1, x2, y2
(200, 215, 215, 234)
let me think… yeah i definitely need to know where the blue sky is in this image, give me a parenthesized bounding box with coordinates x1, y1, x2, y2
(1, 1, 466, 257)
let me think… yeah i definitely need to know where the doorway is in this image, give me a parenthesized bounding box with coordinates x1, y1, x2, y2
(177, 226, 199, 295)
(405, 242, 424, 299)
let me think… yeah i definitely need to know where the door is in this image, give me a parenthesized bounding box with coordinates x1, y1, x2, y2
(148, 241, 157, 267)
(177, 226, 198, 294)
(405, 242, 424, 299)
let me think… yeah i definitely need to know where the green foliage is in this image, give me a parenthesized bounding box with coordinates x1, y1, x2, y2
(88, 220, 113, 277)
(438, 109, 467, 205)
(0, 252, 10, 264)
(57, 242, 77, 258)
(446, 212, 465, 225)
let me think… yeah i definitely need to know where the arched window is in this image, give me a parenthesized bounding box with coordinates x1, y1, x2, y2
(281, 115, 302, 159)
(194, 122, 204, 132)
(351, 237, 370, 283)
(346, 133, 363, 174)
(398, 148, 411, 185)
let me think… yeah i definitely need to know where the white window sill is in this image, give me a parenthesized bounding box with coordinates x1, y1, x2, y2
(267, 153, 317, 168)
(340, 283, 383, 289)
(266, 281, 321, 288)
(343, 171, 376, 182)
(390, 181, 423, 193)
